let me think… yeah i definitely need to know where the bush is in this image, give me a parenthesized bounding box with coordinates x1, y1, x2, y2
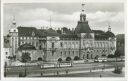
(107, 54, 115, 58)
(21, 52, 31, 63)
(66, 57, 72, 61)
(58, 58, 62, 62)
(113, 66, 122, 74)
(19, 72, 25, 77)
(102, 54, 106, 57)
(74, 56, 80, 60)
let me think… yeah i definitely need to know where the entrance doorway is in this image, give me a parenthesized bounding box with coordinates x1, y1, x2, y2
(38, 57, 43, 61)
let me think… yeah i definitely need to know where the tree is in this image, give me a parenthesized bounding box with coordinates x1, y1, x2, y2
(114, 49, 122, 61)
(107, 54, 115, 58)
(116, 34, 125, 56)
(74, 56, 80, 60)
(58, 58, 62, 62)
(21, 52, 31, 63)
(66, 57, 72, 61)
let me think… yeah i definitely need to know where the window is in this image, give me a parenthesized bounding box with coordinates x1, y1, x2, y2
(100, 42, 102, 47)
(36, 42, 38, 47)
(52, 43, 54, 48)
(39, 45, 41, 50)
(65, 51, 66, 56)
(6, 52, 8, 55)
(61, 52, 62, 56)
(60, 42, 63, 47)
(69, 51, 70, 55)
(25, 37, 27, 40)
(72, 51, 74, 55)
(69, 42, 71, 45)
(20, 37, 22, 39)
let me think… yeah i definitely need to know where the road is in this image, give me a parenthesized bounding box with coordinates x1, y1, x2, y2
(5, 61, 125, 77)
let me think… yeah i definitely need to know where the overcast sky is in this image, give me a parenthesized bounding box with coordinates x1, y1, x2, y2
(3, 2, 124, 36)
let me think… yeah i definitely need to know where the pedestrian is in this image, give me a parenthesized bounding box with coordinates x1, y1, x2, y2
(41, 72, 43, 76)
(102, 68, 104, 71)
(57, 71, 59, 75)
(90, 69, 92, 72)
(100, 74, 102, 77)
(66, 70, 68, 74)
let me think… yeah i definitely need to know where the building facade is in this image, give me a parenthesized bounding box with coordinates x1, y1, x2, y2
(5, 4, 116, 62)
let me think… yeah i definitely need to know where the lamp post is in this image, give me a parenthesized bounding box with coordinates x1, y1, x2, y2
(4, 62, 7, 77)
(23, 51, 27, 77)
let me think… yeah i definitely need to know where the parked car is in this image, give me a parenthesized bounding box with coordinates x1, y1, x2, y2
(94, 57, 107, 62)
(94, 59, 99, 62)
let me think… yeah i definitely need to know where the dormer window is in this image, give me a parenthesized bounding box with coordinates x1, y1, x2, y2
(32, 31, 35, 36)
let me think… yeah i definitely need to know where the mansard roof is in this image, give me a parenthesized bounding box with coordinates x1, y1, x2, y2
(94, 34, 108, 40)
(93, 30, 115, 40)
(105, 31, 115, 37)
(37, 29, 47, 37)
(17, 26, 115, 40)
(18, 27, 60, 37)
(75, 21, 93, 33)
(18, 26, 37, 37)
(92, 30, 105, 35)
(46, 28, 60, 36)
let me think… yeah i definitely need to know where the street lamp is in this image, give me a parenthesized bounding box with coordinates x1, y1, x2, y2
(4, 62, 7, 77)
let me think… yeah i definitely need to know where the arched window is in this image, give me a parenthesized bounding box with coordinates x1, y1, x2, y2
(60, 42, 63, 47)
(38, 57, 42, 61)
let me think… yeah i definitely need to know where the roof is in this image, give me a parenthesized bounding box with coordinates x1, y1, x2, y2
(18, 43, 36, 50)
(92, 30, 105, 35)
(36, 29, 47, 37)
(18, 27, 37, 37)
(105, 31, 115, 37)
(46, 28, 60, 36)
(18, 27, 47, 37)
(92, 30, 115, 40)
(75, 21, 93, 33)
(94, 35, 108, 40)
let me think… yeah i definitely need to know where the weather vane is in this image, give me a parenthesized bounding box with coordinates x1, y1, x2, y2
(81, 0, 86, 12)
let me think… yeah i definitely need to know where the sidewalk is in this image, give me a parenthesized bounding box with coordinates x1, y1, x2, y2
(27, 67, 124, 77)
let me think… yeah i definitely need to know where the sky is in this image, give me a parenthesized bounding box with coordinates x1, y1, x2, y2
(3, 2, 124, 36)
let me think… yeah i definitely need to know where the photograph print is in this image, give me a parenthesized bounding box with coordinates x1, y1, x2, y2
(3, 0, 125, 77)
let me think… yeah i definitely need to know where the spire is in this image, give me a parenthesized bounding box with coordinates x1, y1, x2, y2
(50, 15, 52, 27)
(81, 3, 85, 13)
(108, 25, 111, 32)
(80, 0, 86, 22)
(12, 15, 16, 27)
(107, 23, 111, 32)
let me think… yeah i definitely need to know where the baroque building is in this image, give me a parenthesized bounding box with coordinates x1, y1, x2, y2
(5, 3, 116, 62)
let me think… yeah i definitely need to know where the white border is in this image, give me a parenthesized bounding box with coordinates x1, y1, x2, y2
(1, 0, 127, 81)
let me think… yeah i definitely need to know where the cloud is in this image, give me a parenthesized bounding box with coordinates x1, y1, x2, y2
(4, 7, 124, 35)
(87, 11, 124, 23)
